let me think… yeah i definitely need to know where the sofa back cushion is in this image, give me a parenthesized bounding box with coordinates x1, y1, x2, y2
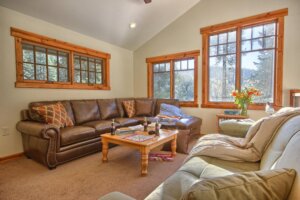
(155, 99, 180, 115)
(29, 100, 75, 123)
(135, 99, 155, 117)
(97, 99, 120, 120)
(71, 100, 100, 124)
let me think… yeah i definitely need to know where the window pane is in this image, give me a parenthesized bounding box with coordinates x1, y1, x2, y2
(81, 58, 88, 70)
(89, 61, 95, 71)
(153, 72, 170, 99)
(209, 46, 217, 56)
(165, 63, 170, 71)
(253, 25, 263, 38)
(48, 66, 57, 81)
(242, 40, 251, 52)
(48, 50, 57, 66)
(241, 50, 275, 103)
(58, 52, 68, 68)
(252, 38, 263, 50)
(22, 44, 34, 63)
(59, 68, 68, 82)
(181, 60, 188, 70)
(96, 73, 102, 84)
(242, 28, 251, 40)
(228, 31, 236, 43)
(264, 23, 276, 36)
(36, 65, 47, 80)
(218, 44, 227, 55)
(159, 63, 165, 72)
(89, 72, 95, 84)
(35, 47, 46, 65)
(264, 36, 275, 48)
(154, 64, 159, 72)
(227, 43, 236, 54)
(81, 71, 88, 83)
(188, 59, 194, 69)
(23, 63, 34, 80)
(218, 33, 227, 44)
(175, 70, 194, 101)
(96, 62, 102, 72)
(74, 57, 80, 69)
(209, 55, 236, 102)
(210, 35, 218, 45)
(75, 70, 81, 83)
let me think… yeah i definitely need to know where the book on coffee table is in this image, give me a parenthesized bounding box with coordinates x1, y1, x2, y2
(124, 134, 155, 142)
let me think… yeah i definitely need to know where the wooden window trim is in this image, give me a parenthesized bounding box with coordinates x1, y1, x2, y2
(146, 50, 200, 107)
(201, 8, 288, 110)
(11, 27, 111, 90)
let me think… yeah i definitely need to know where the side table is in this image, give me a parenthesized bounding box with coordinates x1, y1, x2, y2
(216, 114, 249, 132)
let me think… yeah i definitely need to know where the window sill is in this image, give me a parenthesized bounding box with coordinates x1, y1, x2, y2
(201, 102, 275, 110)
(15, 81, 111, 90)
(180, 101, 199, 108)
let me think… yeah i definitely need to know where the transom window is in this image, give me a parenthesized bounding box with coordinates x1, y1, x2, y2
(146, 50, 199, 107)
(11, 27, 111, 90)
(201, 8, 288, 109)
(74, 55, 103, 85)
(22, 43, 69, 82)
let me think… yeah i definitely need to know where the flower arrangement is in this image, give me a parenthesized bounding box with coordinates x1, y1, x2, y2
(231, 87, 261, 116)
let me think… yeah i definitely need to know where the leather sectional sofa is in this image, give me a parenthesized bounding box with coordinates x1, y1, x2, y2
(16, 98, 202, 169)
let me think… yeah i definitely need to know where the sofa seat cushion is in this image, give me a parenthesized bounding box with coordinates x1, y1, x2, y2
(60, 126, 96, 146)
(115, 118, 140, 127)
(83, 120, 122, 134)
(145, 157, 232, 200)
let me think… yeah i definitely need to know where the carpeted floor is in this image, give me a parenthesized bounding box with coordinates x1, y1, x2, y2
(0, 146, 188, 200)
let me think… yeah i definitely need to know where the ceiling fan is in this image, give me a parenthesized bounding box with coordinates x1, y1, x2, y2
(144, 0, 152, 4)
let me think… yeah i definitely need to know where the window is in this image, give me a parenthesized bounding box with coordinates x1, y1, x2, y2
(146, 50, 200, 107)
(11, 27, 110, 90)
(74, 55, 103, 84)
(22, 43, 69, 82)
(201, 8, 288, 109)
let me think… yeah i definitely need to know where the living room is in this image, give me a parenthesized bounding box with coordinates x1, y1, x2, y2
(0, 0, 300, 199)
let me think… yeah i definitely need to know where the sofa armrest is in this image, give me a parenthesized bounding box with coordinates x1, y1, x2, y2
(16, 121, 59, 139)
(16, 121, 60, 168)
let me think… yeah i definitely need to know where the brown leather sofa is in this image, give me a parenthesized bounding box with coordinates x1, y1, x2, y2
(16, 98, 202, 169)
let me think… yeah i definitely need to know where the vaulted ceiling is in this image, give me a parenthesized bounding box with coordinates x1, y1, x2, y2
(0, 0, 200, 50)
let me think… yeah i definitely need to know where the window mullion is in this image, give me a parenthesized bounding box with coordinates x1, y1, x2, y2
(170, 61, 174, 99)
(236, 27, 242, 91)
(69, 52, 74, 84)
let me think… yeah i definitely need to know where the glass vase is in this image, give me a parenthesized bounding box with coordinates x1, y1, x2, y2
(240, 103, 248, 116)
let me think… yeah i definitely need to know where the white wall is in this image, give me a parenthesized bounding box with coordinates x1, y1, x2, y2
(133, 0, 300, 134)
(0, 6, 134, 157)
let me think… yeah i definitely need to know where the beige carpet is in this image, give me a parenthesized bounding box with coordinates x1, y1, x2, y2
(0, 146, 188, 200)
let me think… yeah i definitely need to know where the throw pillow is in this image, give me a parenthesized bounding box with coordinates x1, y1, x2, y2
(122, 100, 135, 118)
(98, 99, 120, 120)
(157, 103, 184, 119)
(32, 102, 74, 128)
(181, 168, 296, 200)
(135, 99, 154, 117)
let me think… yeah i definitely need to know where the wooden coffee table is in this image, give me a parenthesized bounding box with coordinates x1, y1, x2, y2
(101, 129, 178, 176)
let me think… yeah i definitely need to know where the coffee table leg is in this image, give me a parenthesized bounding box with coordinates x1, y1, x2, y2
(141, 147, 149, 176)
(102, 138, 108, 163)
(171, 135, 177, 157)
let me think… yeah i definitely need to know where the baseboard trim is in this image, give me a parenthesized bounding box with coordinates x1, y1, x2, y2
(0, 152, 24, 163)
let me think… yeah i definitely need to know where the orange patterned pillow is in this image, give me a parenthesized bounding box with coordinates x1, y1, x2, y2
(122, 100, 135, 118)
(32, 102, 74, 128)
